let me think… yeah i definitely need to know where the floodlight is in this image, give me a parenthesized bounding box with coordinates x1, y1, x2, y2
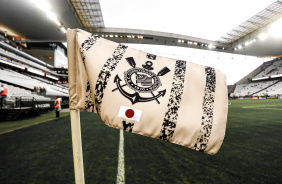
(54, 19, 61, 26)
(47, 11, 57, 21)
(269, 19, 282, 37)
(259, 33, 267, 40)
(60, 27, 66, 34)
(30, 0, 50, 12)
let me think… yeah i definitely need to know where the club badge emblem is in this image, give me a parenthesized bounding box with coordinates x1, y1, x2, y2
(112, 57, 171, 104)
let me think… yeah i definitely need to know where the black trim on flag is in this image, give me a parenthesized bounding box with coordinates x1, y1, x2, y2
(84, 80, 95, 112)
(80, 34, 100, 66)
(80, 34, 100, 112)
(158, 60, 187, 141)
(194, 67, 216, 152)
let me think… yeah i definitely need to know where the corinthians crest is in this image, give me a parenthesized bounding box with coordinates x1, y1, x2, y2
(112, 57, 171, 104)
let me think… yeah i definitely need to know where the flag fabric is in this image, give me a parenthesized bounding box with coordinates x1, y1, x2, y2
(67, 29, 228, 155)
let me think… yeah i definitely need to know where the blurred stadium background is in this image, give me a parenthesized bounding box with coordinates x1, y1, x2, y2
(0, 0, 282, 183)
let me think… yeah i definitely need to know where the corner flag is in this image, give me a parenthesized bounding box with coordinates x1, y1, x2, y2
(67, 29, 228, 155)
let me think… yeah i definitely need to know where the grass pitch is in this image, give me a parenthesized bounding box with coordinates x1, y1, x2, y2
(0, 111, 70, 134)
(0, 99, 282, 184)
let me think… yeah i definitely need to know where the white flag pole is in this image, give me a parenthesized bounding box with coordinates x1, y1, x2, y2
(70, 110, 85, 184)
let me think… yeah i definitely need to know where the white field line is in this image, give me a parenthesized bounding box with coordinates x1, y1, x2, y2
(116, 130, 125, 184)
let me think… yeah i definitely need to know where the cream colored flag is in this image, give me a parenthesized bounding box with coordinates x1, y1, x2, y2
(67, 29, 228, 155)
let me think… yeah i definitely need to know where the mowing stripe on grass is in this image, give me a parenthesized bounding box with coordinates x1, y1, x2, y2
(242, 107, 282, 110)
(0, 118, 55, 134)
(116, 130, 125, 184)
(0, 112, 70, 134)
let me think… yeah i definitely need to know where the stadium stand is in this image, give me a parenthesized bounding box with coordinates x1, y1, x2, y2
(232, 58, 282, 98)
(253, 59, 282, 79)
(253, 81, 282, 96)
(1, 82, 51, 100)
(0, 68, 68, 97)
(233, 80, 280, 97)
(0, 34, 69, 120)
(0, 81, 56, 120)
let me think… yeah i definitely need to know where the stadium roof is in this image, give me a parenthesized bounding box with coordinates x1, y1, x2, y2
(0, 0, 282, 57)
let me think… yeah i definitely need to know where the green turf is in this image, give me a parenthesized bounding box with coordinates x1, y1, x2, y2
(0, 100, 282, 184)
(0, 111, 70, 134)
(124, 99, 282, 183)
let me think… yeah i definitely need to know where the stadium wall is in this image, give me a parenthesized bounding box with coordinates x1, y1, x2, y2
(228, 85, 236, 94)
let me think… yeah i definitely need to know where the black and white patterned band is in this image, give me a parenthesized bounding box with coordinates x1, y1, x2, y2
(80, 34, 100, 66)
(158, 60, 187, 141)
(94, 44, 128, 114)
(80, 34, 100, 112)
(194, 67, 216, 152)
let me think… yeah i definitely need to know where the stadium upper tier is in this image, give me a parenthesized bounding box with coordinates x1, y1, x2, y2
(0, 54, 58, 80)
(0, 68, 68, 97)
(0, 39, 67, 77)
(233, 58, 282, 97)
(0, 46, 52, 72)
(253, 60, 282, 80)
